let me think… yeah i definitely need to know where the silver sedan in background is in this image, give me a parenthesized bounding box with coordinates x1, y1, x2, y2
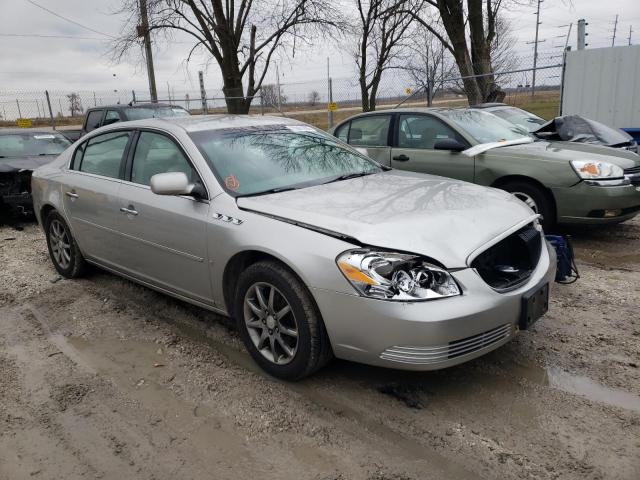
(32, 115, 555, 380)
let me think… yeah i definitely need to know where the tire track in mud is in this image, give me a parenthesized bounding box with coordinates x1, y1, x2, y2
(22, 300, 483, 480)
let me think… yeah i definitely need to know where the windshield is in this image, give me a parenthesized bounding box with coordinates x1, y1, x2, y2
(0, 133, 71, 157)
(124, 107, 190, 120)
(190, 126, 383, 196)
(490, 107, 546, 133)
(442, 110, 530, 143)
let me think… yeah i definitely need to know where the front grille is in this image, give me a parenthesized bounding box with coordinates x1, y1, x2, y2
(380, 324, 512, 365)
(471, 223, 542, 291)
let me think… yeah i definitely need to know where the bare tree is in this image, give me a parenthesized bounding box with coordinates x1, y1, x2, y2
(113, 0, 338, 114)
(66, 93, 83, 117)
(307, 90, 320, 106)
(403, 24, 457, 106)
(407, 0, 509, 105)
(261, 83, 287, 108)
(351, 0, 418, 112)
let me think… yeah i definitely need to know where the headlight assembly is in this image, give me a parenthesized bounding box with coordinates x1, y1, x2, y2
(570, 160, 624, 179)
(336, 250, 461, 301)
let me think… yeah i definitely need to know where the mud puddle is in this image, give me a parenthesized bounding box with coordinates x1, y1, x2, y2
(510, 359, 640, 413)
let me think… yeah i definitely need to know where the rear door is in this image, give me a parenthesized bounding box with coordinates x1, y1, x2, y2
(116, 130, 212, 304)
(62, 130, 132, 267)
(339, 114, 392, 166)
(390, 113, 474, 182)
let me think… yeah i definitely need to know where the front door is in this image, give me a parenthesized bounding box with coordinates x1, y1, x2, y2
(116, 130, 212, 304)
(390, 114, 474, 182)
(62, 130, 132, 267)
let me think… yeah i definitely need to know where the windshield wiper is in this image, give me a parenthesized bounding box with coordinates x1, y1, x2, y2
(236, 186, 298, 198)
(323, 171, 376, 184)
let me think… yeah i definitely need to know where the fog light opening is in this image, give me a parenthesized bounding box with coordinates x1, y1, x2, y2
(604, 209, 622, 218)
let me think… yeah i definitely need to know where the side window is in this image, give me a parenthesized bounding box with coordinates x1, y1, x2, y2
(103, 110, 121, 126)
(398, 115, 463, 149)
(78, 131, 131, 178)
(85, 110, 103, 132)
(130, 132, 198, 187)
(334, 122, 350, 142)
(348, 116, 391, 147)
(71, 142, 86, 170)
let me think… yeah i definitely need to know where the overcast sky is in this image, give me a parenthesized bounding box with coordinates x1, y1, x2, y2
(0, 0, 639, 97)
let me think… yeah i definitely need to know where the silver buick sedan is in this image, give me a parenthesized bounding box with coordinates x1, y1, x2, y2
(32, 115, 556, 380)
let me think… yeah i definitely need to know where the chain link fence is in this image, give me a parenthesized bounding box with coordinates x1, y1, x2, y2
(0, 54, 563, 130)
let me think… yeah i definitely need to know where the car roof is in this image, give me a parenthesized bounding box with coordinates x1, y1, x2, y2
(469, 103, 508, 109)
(95, 114, 309, 133)
(349, 107, 458, 117)
(0, 128, 67, 136)
(87, 103, 184, 110)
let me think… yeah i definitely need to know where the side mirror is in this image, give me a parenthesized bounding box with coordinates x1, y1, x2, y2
(150, 172, 205, 199)
(434, 138, 466, 152)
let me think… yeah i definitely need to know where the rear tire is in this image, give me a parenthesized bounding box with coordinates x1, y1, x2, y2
(44, 211, 86, 278)
(234, 260, 332, 380)
(500, 181, 556, 231)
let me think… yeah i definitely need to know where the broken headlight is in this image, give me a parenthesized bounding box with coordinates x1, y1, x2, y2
(570, 160, 623, 179)
(336, 250, 461, 301)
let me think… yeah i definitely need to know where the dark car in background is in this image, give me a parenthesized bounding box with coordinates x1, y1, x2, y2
(471, 103, 638, 153)
(60, 103, 191, 142)
(0, 129, 71, 218)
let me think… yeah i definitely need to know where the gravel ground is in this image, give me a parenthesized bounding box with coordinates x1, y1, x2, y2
(0, 218, 639, 480)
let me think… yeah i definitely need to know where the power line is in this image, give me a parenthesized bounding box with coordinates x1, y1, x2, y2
(22, 0, 115, 38)
(0, 33, 105, 40)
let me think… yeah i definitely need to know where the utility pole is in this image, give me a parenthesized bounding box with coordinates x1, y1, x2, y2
(629, 25, 633, 45)
(528, 0, 544, 96)
(45, 90, 55, 130)
(327, 57, 333, 129)
(611, 14, 619, 46)
(577, 19, 587, 50)
(138, 0, 158, 103)
(275, 64, 282, 112)
(198, 70, 208, 114)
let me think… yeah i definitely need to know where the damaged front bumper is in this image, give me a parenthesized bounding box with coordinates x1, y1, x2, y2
(0, 171, 34, 215)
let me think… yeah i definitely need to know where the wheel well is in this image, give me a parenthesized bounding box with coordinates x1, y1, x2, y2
(40, 204, 56, 223)
(491, 175, 557, 219)
(222, 251, 295, 315)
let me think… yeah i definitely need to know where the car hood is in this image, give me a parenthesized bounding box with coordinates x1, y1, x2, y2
(0, 154, 59, 173)
(494, 140, 639, 169)
(237, 170, 535, 268)
(533, 115, 635, 146)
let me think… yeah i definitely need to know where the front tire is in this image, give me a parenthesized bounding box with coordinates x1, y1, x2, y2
(44, 211, 86, 278)
(500, 181, 556, 230)
(234, 260, 332, 380)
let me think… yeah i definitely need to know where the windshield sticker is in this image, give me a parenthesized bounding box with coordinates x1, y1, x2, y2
(33, 135, 56, 139)
(225, 175, 240, 191)
(286, 125, 316, 133)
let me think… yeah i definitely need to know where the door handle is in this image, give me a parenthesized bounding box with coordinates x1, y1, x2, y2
(393, 154, 410, 162)
(65, 191, 79, 199)
(120, 206, 138, 216)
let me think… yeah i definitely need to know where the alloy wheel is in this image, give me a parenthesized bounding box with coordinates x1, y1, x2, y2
(511, 191, 539, 213)
(243, 282, 299, 365)
(49, 219, 71, 269)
